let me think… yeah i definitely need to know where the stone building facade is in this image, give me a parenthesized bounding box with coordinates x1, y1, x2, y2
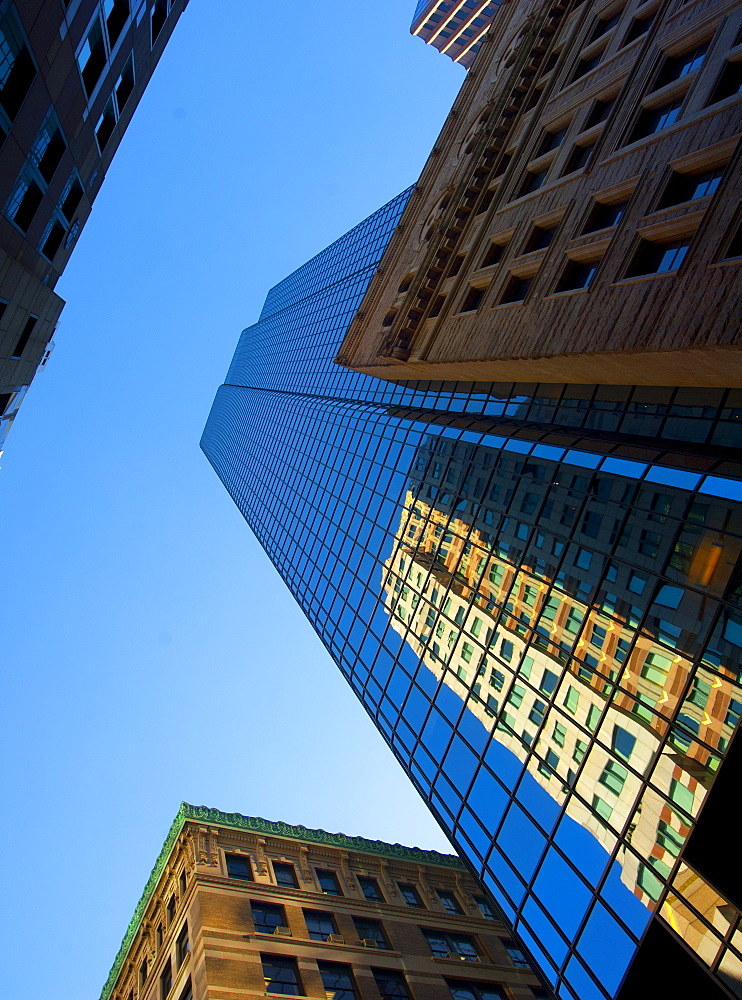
(0, 0, 188, 449)
(100, 804, 545, 1000)
(340, 0, 742, 385)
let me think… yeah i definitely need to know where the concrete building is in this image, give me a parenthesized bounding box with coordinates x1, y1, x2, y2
(0, 0, 188, 451)
(341, 0, 742, 385)
(100, 803, 545, 1000)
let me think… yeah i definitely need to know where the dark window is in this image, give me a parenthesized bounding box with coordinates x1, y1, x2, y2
(658, 167, 724, 208)
(555, 259, 599, 292)
(373, 969, 411, 999)
(582, 199, 627, 233)
(626, 239, 690, 277)
(167, 894, 176, 923)
(353, 915, 389, 948)
(537, 126, 567, 156)
(225, 853, 253, 880)
(0, 9, 37, 120)
(502, 938, 529, 967)
(398, 883, 424, 907)
(448, 253, 466, 277)
(589, 10, 622, 42)
(262, 955, 302, 996)
(447, 982, 505, 1000)
(151, 0, 169, 43)
(61, 178, 84, 221)
(96, 97, 117, 152)
(628, 100, 682, 143)
(156, 924, 163, 949)
(304, 909, 337, 941)
(176, 923, 190, 966)
(655, 44, 708, 88)
(572, 51, 603, 81)
(251, 901, 287, 935)
(139, 958, 148, 987)
(316, 868, 342, 895)
(460, 285, 484, 312)
(357, 876, 383, 901)
(37, 129, 66, 184)
(179, 870, 187, 897)
(438, 889, 464, 914)
(423, 928, 479, 960)
(473, 895, 495, 919)
(160, 960, 172, 1000)
(273, 862, 299, 888)
(8, 177, 42, 232)
(721, 220, 742, 261)
(41, 219, 66, 261)
(177, 981, 192, 1000)
(523, 226, 554, 252)
(318, 962, 357, 999)
(499, 275, 531, 304)
(478, 187, 496, 212)
(518, 168, 547, 196)
(622, 9, 656, 45)
(116, 55, 136, 114)
(585, 97, 615, 129)
(78, 17, 106, 96)
(707, 61, 742, 104)
(562, 142, 595, 175)
(10, 316, 37, 359)
(105, 0, 130, 48)
(481, 242, 505, 267)
(429, 293, 446, 317)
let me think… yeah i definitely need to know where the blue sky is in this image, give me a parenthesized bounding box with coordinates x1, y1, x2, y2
(0, 4, 463, 997)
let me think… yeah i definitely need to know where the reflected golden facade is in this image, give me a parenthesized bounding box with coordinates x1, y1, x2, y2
(381, 431, 742, 989)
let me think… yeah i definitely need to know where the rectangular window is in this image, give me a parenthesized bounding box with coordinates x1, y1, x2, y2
(707, 60, 742, 105)
(658, 167, 724, 209)
(40, 218, 66, 261)
(582, 199, 627, 233)
(151, 0, 169, 43)
(225, 853, 253, 880)
(423, 928, 479, 960)
(318, 962, 357, 999)
(460, 285, 485, 312)
(6, 173, 43, 232)
(537, 126, 567, 156)
(481, 241, 505, 267)
(273, 862, 298, 888)
(447, 982, 505, 999)
(316, 868, 342, 895)
(398, 883, 424, 907)
(357, 876, 383, 901)
(104, 0, 130, 48)
(655, 44, 708, 89)
(518, 168, 547, 196)
(502, 939, 529, 968)
(499, 275, 531, 304)
(96, 96, 117, 151)
(116, 54, 136, 114)
(304, 909, 337, 941)
(353, 915, 389, 948)
(562, 142, 595, 175)
(251, 901, 287, 935)
(31, 115, 66, 184)
(10, 315, 37, 359)
(473, 895, 495, 919)
(626, 239, 690, 278)
(0, 7, 37, 121)
(599, 760, 628, 794)
(612, 725, 636, 760)
(373, 969, 411, 999)
(176, 923, 190, 966)
(438, 889, 464, 914)
(78, 16, 106, 96)
(160, 960, 172, 1000)
(555, 259, 599, 292)
(628, 100, 682, 143)
(262, 955, 302, 996)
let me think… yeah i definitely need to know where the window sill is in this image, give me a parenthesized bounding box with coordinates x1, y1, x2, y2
(611, 270, 681, 286)
(247, 932, 401, 956)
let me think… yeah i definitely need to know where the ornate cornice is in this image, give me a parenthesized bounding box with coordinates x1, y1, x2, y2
(99, 803, 463, 1000)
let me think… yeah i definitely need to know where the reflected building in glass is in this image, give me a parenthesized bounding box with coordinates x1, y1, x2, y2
(202, 190, 742, 1000)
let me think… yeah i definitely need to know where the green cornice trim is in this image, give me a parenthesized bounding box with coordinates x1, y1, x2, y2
(100, 803, 463, 1000)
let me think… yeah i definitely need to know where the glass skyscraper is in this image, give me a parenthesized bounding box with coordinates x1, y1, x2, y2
(202, 192, 742, 1000)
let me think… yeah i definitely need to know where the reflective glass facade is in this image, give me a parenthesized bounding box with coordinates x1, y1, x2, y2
(410, 0, 502, 69)
(202, 193, 742, 1000)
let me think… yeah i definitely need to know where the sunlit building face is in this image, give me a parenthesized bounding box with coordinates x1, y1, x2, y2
(203, 190, 742, 1000)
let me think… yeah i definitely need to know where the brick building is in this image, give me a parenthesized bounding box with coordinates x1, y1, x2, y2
(341, 0, 742, 385)
(100, 804, 545, 1000)
(0, 0, 188, 450)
